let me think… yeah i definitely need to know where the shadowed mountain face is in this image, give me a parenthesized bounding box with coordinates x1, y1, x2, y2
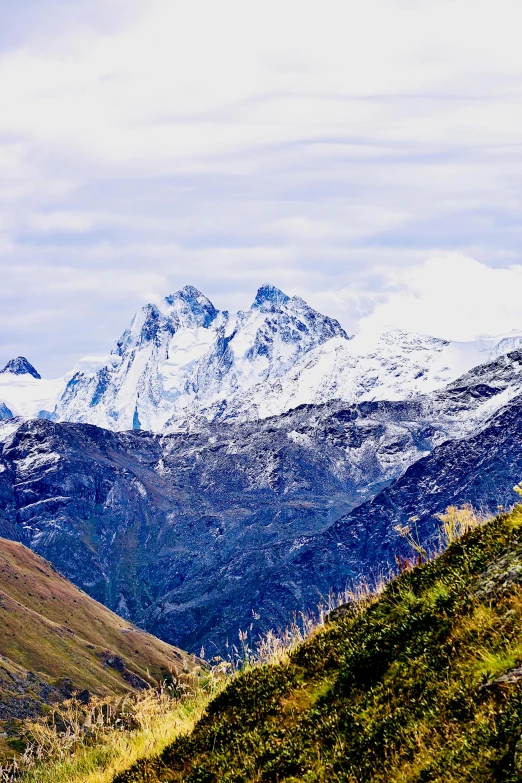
(273, 396, 522, 611)
(0, 401, 431, 653)
(2, 351, 522, 653)
(0, 357, 41, 379)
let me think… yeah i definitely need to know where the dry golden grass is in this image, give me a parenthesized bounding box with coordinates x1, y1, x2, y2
(436, 503, 486, 547)
(0, 670, 223, 783)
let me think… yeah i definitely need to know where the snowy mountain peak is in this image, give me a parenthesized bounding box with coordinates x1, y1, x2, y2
(163, 285, 218, 327)
(1, 357, 41, 379)
(252, 284, 290, 311)
(51, 284, 351, 431)
(113, 287, 220, 358)
(13, 284, 522, 434)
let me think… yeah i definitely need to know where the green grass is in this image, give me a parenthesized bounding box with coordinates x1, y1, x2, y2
(111, 505, 522, 782)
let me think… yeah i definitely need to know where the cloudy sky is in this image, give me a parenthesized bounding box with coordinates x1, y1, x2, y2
(2, 0, 522, 376)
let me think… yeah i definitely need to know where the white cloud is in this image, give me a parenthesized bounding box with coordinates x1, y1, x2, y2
(357, 254, 522, 340)
(2, 1, 522, 373)
(1, 0, 522, 169)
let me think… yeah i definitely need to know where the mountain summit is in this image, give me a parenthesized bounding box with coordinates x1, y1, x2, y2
(4, 285, 522, 429)
(251, 283, 290, 311)
(53, 284, 348, 431)
(1, 356, 41, 379)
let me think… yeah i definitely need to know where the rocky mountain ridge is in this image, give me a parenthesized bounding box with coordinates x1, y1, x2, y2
(2, 349, 522, 652)
(3, 284, 522, 431)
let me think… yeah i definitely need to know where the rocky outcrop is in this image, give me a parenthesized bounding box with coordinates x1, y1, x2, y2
(0, 357, 41, 379)
(475, 541, 522, 597)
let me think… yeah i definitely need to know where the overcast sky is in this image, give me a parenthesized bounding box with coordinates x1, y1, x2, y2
(3, 0, 522, 376)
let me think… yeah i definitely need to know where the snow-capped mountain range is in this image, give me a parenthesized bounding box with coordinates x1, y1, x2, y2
(4, 283, 522, 652)
(3, 283, 522, 431)
(3, 347, 522, 652)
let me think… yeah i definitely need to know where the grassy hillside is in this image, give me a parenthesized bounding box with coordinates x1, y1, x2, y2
(115, 505, 522, 782)
(0, 537, 195, 721)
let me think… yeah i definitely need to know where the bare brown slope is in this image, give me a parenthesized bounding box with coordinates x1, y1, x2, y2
(0, 537, 195, 714)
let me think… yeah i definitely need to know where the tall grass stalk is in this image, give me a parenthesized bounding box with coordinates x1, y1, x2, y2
(436, 503, 485, 547)
(0, 673, 223, 783)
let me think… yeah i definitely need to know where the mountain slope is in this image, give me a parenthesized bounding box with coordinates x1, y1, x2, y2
(279, 389, 522, 606)
(3, 350, 522, 654)
(53, 284, 348, 432)
(115, 506, 522, 783)
(0, 537, 194, 723)
(1, 402, 431, 652)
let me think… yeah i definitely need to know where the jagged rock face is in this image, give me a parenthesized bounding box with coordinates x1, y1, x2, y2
(276, 396, 522, 611)
(0, 402, 12, 419)
(4, 285, 522, 430)
(1, 357, 41, 379)
(54, 284, 349, 431)
(3, 350, 522, 653)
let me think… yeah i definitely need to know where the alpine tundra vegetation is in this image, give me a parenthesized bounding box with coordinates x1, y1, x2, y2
(113, 502, 522, 782)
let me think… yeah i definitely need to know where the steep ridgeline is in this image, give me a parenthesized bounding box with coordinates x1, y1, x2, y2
(3, 284, 522, 429)
(0, 537, 194, 724)
(2, 350, 522, 654)
(53, 284, 348, 431)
